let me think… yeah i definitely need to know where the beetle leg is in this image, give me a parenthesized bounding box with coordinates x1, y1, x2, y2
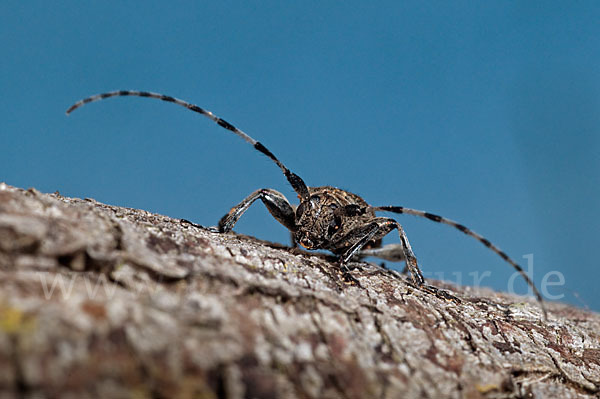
(218, 189, 296, 233)
(356, 243, 406, 262)
(337, 217, 425, 286)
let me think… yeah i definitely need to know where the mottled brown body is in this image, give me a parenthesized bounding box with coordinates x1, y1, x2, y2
(296, 186, 377, 253)
(216, 183, 425, 287)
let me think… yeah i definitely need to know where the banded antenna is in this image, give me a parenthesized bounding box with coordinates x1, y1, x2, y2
(375, 205, 547, 318)
(66, 90, 309, 199)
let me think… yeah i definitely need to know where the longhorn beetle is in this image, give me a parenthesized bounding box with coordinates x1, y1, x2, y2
(66, 90, 547, 318)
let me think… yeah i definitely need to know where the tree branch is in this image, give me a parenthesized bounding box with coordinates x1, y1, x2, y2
(0, 183, 598, 398)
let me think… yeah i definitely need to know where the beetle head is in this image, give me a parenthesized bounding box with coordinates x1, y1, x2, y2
(294, 194, 342, 249)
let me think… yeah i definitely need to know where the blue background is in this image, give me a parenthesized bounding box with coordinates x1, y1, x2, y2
(2, 2, 599, 311)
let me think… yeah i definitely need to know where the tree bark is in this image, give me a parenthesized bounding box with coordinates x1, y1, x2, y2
(0, 183, 599, 399)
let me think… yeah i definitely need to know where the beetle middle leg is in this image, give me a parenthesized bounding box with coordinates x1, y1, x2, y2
(218, 189, 296, 233)
(357, 243, 406, 262)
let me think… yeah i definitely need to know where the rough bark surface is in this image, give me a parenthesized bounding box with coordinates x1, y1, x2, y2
(0, 183, 599, 399)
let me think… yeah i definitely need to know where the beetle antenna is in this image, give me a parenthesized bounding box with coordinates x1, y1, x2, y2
(374, 205, 547, 319)
(66, 90, 309, 199)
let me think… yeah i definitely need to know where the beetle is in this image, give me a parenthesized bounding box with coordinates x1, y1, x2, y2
(67, 90, 546, 317)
